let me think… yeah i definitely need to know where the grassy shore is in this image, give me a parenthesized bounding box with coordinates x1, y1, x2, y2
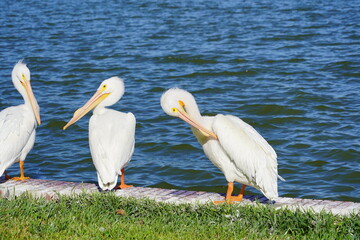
(0, 192, 358, 239)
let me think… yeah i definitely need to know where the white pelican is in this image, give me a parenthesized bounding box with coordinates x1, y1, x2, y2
(63, 77, 135, 191)
(161, 88, 284, 203)
(0, 61, 41, 180)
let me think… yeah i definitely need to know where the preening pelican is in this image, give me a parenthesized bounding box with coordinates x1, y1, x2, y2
(63, 77, 135, 191)
(0, 61, 41, 180)
(161, 88, 284, 203)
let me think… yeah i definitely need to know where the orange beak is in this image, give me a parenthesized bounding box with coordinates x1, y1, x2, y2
(63, 90, 109, 130)
(176, 108, 218, 140)
(22, 80, 41, 125)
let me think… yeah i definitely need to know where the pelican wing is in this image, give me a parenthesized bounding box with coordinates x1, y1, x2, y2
(0, 106, 35, 174)
(89, 110, 135, 189)
(110, 112, 136, 173)
(212, 114, 279, 199)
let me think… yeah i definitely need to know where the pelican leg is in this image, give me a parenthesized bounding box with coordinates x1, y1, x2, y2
(214, 182, 246, 204)
(11, 161, 30, 181)
(115, 168, 133, 189)
(214, 182, 234, 204)
(226, 182, 234, 201)
(4, 171, 11, 180)
(237, 184, 247, 201)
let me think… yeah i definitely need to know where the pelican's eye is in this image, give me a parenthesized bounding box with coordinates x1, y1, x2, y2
(101, 84, 107, 91)
(171, 108, 177, 113)
(21, 74, 26, 81)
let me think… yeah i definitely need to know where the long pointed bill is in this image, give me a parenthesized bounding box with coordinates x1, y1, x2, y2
(63, 90, 110, 130)
(177, 109, 218, 140)
(23, 81, 41, 125)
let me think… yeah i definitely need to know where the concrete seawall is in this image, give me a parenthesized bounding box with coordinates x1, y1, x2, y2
(0, 178, 358, 216)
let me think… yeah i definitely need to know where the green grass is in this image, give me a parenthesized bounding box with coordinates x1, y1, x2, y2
(0, 193, 358, 239)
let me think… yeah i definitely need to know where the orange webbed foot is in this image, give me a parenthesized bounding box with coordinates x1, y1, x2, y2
(214, 183, 246, 204)
(116, 184, 133, 189)
(214, 195, 244, 205)
(117, 169, 133, 189)
(11, 176, 30, 181)
(213, 200, 226, 205)
(13, 161, 29, 181)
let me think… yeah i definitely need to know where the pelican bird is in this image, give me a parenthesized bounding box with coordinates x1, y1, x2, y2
(63, 77, 135, 191)
(0, 61, 41, 180)
(161, 88, 284, 203)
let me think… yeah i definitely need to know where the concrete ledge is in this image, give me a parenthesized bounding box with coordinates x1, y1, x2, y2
(0, 178, 358, 216)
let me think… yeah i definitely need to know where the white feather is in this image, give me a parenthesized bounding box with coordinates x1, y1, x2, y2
(89, 110, 135, 190)
(212, 114, 279, 199)
(161, 88, 283, 200)
(0, 106, 36, 175)
(0, 62, 39, 177)
(64, 77, 135, 190)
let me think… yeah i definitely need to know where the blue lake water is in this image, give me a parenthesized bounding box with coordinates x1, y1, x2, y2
(0, 0, 359, 201)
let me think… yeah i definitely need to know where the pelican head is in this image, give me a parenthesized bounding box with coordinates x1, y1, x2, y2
(161, 88, 217, 140)
(12, 61, 41, 125)
(160, 88, 197, 117)
(63, 76, 124, 130)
